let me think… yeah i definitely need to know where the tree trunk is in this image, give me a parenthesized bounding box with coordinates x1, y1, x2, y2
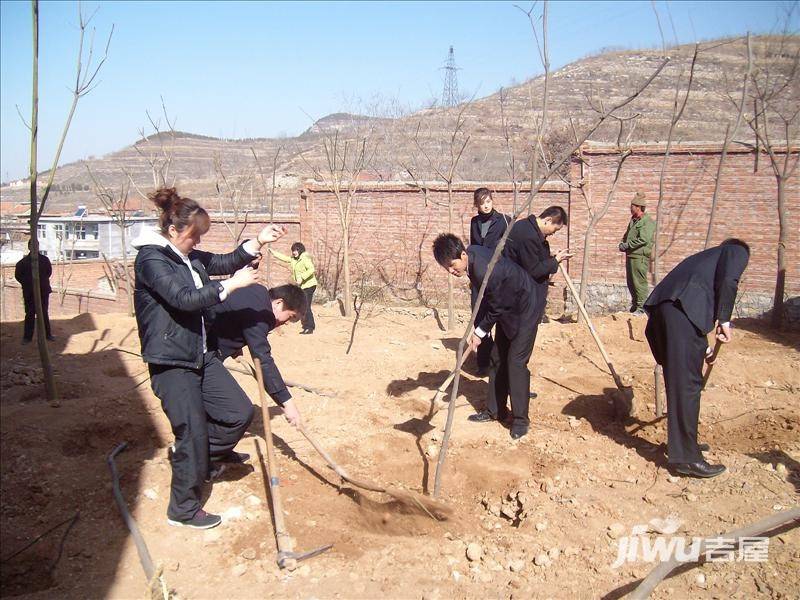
(578, 224, 593, 321)
(446, 183, 455, 330)
(28, 0, 58, 405)
(120, 223, 133, 316)
(342, 225, 352, 318)
(771, 175, 786, 328)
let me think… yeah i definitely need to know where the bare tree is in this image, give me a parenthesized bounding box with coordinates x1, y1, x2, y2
(24, 1, 112, 404)
(251, 145, 283, 283)
(302, 123, 379, 317)
(213, 154, 253, 245)
(403, 101, 472, 330)
(735, 25, 800, 328)
(705, 34, 752, 248)
(576, 115, 640, 315)
(127, 99, 177, 205)
(85, 165, 134, 315)
(652, 44, 700, 283)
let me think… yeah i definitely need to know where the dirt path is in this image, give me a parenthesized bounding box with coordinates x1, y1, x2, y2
(1, 306, 798, 598)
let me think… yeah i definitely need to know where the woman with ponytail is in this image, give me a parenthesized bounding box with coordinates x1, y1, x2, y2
(133, 187, 286, 530)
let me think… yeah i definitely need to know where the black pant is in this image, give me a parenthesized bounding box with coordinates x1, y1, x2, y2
(645, 301, 707, 464)
(486, 295, 539, 427)
(149, 351, 254, 520)
(471, 285, 493, 370)
(23, 291, 51, 340)
(302, 286, 316, 331)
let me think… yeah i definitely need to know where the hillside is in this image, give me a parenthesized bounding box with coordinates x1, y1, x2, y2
(1, 35, 796, 215)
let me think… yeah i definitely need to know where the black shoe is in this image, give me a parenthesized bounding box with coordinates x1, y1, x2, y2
(698, 443, 710, 452)
(300, 329, 314, 335)
(675, 460, 726, 479)
(212, 451, 250, 464)
(46, 335, 55, 341)
(467, 410, 496, 423)
(529, 391, 538, 399)
(204, 463, 227, 483)
(167, 509, 222, 530)
(510, 424, 529, 440)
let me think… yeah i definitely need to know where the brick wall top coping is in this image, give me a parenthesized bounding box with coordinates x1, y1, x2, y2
(301, 180, 570, 194)
(580, 141, 799, 155)
(209, 212, 299, 222)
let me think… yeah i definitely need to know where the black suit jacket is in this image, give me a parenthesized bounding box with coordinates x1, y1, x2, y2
(644, 244, 749, 334)
(503, 216, 558, 290)
(470, 210, 511, 249)
(209, 284, 290, 405)
(15, 253, 52, 295)
(468, 245, 536, 340)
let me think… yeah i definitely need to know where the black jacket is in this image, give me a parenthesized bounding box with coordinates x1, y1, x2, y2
(209, 284, 290, 405)
(468, 245, 536, 340)
(644, 244, 749, 334)
(15, 253, 52, 295)
(470, 210, 511, 249)
(134, 239, 254, 369)
(504, 216, 558, 290)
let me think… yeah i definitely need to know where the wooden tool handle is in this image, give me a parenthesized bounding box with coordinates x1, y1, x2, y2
(558, 263, 617, 373)
(701, 339, 723, 389)
(433, 346, 473, 402)
(253, 358, 294, 554)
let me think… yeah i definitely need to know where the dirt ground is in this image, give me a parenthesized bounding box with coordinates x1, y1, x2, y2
(1, 303, 798, 599)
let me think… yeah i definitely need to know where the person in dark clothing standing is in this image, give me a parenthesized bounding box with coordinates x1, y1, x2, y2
(15, 241, 54, 343)
(433, 234, 538, 440)
(502, 206, 572, 406)
(644, 239, 750, 479)
(209, 283, 307, 428)
(469, 187, 511, 376)
(133, 187, 287, 530)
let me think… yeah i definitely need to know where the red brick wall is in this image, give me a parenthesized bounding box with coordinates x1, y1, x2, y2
(567, 145, 799, 297)
(299, 183, 569, 307)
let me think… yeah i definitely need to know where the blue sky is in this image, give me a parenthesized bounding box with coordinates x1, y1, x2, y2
(0, 0, 794, 181)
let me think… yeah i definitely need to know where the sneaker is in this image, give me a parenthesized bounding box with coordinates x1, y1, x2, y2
(46, 334, 55, 341)
(167, 509, 221, 529)
(211, 451, 250, 464)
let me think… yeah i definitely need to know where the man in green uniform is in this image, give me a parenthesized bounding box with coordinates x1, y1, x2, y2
(619, 192, 656, 314)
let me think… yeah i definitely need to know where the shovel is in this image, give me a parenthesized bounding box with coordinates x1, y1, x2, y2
(253, 358, 333, 570)
(559, 263, 635, 418)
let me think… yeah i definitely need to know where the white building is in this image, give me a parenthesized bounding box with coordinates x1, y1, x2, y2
(36, 206, 158, 260)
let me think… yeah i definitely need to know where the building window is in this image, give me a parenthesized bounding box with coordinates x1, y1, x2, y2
(86, 223, 99, 240)
(54, 224, 65, 239)
(37, 223, 46, 239)
(74, 223, 86, 240)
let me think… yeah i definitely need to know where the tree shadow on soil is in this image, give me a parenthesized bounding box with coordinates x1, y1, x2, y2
(562, 389, 668, 468)
(0, 315, 164, 599)
(734, 316, 800, 351)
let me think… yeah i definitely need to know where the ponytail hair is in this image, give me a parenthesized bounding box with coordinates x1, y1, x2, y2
(149, 187, 210, 236)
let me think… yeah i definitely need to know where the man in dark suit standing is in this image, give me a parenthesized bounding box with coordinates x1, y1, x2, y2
(15, 240, 54, 344)
(433, 233, 538, 439)
(644, 239, 750, 478)
(209, 283, 308, 438)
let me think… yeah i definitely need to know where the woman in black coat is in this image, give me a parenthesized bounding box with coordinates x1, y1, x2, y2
(468, 188, 510, 376)
(133, 187, 286, 530)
